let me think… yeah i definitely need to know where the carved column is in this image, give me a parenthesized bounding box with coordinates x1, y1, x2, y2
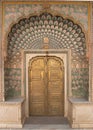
(0, 2, 4, 101)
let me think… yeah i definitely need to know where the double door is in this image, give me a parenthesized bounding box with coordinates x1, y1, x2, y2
(29, 56, 64, 116)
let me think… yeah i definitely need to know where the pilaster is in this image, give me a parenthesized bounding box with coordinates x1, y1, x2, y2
(0, 2, 4, 101)
(90, 3, 93, 102)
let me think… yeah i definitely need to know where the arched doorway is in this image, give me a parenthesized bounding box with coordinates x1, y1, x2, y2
(5, 12, 88, 101)
(28, 56, 64, 116)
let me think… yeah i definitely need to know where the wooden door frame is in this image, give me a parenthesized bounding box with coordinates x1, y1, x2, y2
(21, 49, 71, 117)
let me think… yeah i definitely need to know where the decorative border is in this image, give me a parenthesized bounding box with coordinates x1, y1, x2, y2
(21, 49, 71, 117)
(2, 2, 90, 59)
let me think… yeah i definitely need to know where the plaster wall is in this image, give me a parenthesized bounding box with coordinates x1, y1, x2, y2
(68, 99, 93, 128)
(0, 98, 25, 128)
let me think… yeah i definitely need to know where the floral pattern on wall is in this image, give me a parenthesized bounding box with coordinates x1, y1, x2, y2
(7, 13, 86, 58)
(72, 59, 89, 98)
(4, 4, 43, 33)
(5, 12, 89, 99)
(4, 68, 21, 99)
(4, 3, 88, 37)
(50, 4, 88, 30)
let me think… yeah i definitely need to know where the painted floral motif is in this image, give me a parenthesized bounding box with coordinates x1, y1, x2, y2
(4, 4, 43, 33)
(4, 3, 88, 36)
(4, 12, 89, 99)
(4, 68, 21, 99)
(7, 12, 86, 59)
(72, 59, 89, 98)
(50, 4, 88, 30)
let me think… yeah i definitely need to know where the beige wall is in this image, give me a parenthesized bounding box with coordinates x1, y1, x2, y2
(0, 2, 2, 101)
(68, 99, 93, 128)
(0, 98, 25, 128)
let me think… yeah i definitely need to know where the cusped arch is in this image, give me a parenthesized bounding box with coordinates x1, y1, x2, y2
(7, 12, 86, 62)
(5, 12, 89, 99)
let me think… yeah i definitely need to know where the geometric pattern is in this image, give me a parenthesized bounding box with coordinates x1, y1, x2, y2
(7, 12, 86, 60)
(5, 12, 88, 99)
(4, 68, 21, 99)
(72, 67, 89, 98)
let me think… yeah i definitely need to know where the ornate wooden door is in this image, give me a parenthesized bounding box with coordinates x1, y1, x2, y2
(47, 57, 64, 115)
(29, 56, 64, 116)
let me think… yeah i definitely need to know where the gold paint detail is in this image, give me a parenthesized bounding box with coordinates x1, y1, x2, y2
(44, 37, 49, 44)
(29, 56, 64, 116)
(43, 37, 49, 49)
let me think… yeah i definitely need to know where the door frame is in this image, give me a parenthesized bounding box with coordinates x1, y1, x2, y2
(29, 56, 65, 116)
(21, 49, 71, 117)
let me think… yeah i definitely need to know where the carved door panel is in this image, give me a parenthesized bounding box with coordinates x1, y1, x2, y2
(47, 58, 64, 116)
(29, 56, 64, 116)
(29, 58, 46, 116)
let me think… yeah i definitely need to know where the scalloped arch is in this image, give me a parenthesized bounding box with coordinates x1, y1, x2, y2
(7, 12, 86, 61)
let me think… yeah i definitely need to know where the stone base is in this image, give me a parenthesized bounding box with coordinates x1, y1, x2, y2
(0, 98, 25, 128)
(71, 123, 93, 129)
(0, 123, 22, 128)
(68, 98, 93, 129)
